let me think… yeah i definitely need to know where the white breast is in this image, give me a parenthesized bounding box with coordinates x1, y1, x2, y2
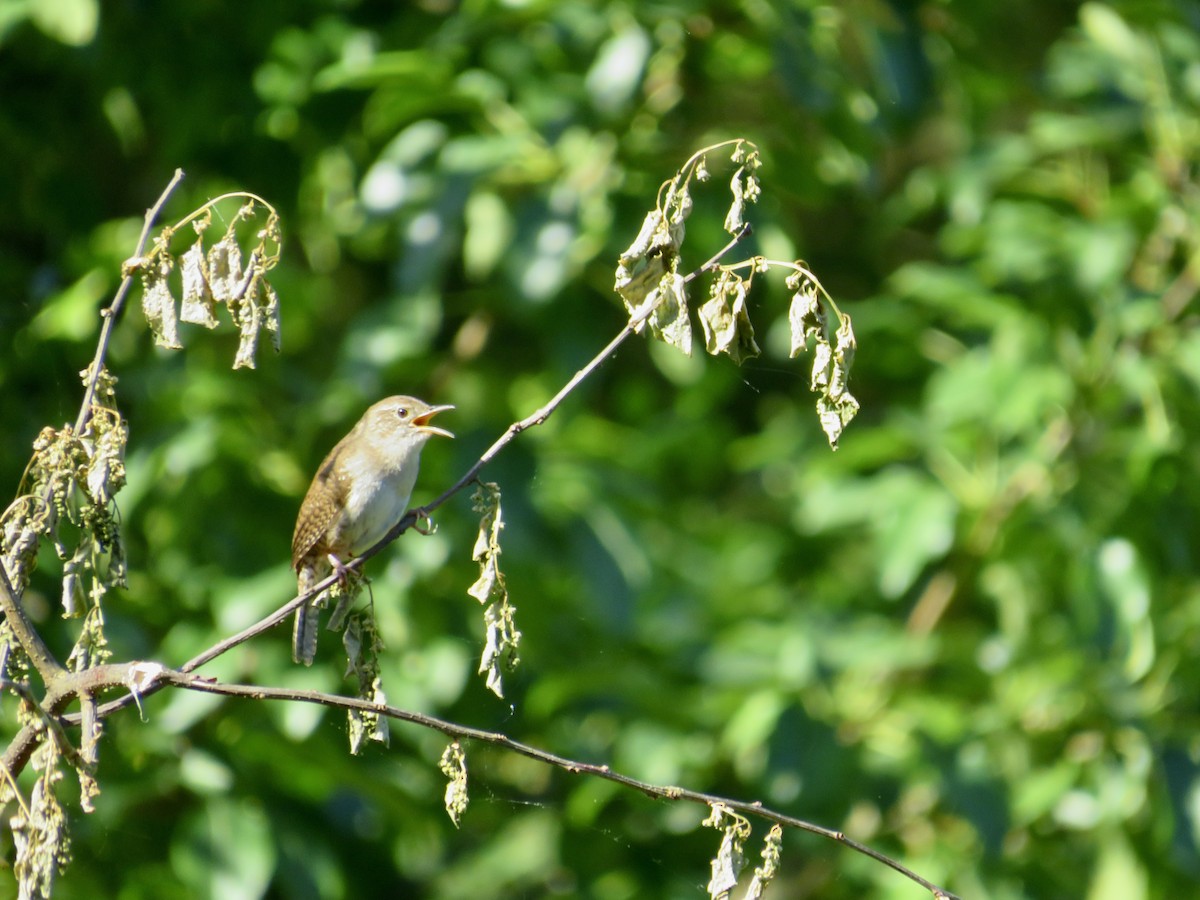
(338, 441, 424, 555)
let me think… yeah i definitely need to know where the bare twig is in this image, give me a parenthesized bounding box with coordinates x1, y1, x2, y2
(160, 669, 960, 900)
(75, 168, 185, 436)
(0, 677, 93, 776)
(376, 222, 755, 547)
(0, 661, 136, 776)
(179, 584, 314, 673)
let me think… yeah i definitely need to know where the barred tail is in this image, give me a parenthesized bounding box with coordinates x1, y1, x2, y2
(292, 567, 320, 665)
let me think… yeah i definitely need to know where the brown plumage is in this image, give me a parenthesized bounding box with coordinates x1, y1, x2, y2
(290, 396, 453, 664)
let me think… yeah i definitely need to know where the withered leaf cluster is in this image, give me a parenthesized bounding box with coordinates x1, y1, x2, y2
(613, 139, 859, 449)
(139, 198, 282, 369)
(468, 481, 521, 699)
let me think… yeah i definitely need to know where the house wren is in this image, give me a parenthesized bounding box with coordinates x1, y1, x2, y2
(290, 395, 453, 665)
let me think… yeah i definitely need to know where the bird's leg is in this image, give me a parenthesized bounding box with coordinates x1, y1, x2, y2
(325, 552, 359, 588)
(410, 507, 437, 535)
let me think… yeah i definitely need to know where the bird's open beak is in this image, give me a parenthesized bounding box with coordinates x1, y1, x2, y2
(412, 404, 454, 439)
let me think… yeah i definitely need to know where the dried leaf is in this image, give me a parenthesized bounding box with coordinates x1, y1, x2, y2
(810, 341, 833, 393)
(831, 313, 857, 399)
(614, 209, 677, 315)
(698, 273, 759, 364)
(262, 281, 282, 352)
(703, 804, 751, 900)
(744, 825, 783, 900)
(817, 393, 860, 450)
(645, 272, 692, 356)
(84, 411, 127, 506)
(232, 279, 262, 370)
(723, 142, 761, 234)
(77, 771, 100, 816)
(13, 742, 71, 900)
(179, 239, 217, 328)
(479, 599, 521, 698)
(725, 166, 748, 235)
(469, 483, 521, 697)
(59, 543, 88, 618)
(342, 614, 363, 666)
(60, 572, 79, 619)
(469, 483, 504, 604)
(207, 236, 243, 304)
(439, 741, 469, 827)
(343, 613, 389, 753)
(140, 256, 182, 349)
(614, 170, 692, 322)
(467, 555, 499, 604)
(787, 274, 826, 358)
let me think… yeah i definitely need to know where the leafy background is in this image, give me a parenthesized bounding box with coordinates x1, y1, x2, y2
(2, 0, 1199, 897)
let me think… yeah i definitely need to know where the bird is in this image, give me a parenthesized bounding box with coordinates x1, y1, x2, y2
(290, 395, 453, 665)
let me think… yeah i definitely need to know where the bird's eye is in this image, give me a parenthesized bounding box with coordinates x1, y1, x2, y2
(396, 407, 409, 420)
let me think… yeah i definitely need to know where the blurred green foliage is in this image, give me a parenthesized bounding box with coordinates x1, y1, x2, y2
(2, 1, 1200, 897)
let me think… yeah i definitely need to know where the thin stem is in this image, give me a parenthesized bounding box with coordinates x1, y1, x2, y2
(382, 221, 755, 535)
(657, 138, 751, 212)
(180, 583, 316, 673)
(721, 255, 842, 318)
(75, 169, 185, 436)
(169, 190, 276, 234)
(683, 223, 754, 285)
(0, 677, 93, 775)
(161, 670, 961, 900)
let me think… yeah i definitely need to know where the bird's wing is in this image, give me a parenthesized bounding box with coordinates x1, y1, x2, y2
(291, 440, 350, 569)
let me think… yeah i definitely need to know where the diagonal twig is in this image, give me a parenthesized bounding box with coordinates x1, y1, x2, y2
(75, 169, 185, 436)
(161, 669, 961, 900)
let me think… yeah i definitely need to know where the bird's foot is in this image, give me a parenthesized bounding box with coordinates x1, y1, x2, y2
(411, 507, 437, 535)
(324, 553, 362, 589)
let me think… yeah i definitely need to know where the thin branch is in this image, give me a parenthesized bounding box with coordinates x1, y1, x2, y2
(2, 658, 152, 774)
(1, 725, 39, 777)
(36, 576, 341, 730)
(74, 168, 185, 436)
(179, 582, 316, 673)
(162, 670, 960, 900)
(371, 222, 755, 549)
(2, 660, 164, 773)
(0, 556, 64, 680)
(0, 677, 93, 776)
(169, 190, 276, 234)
